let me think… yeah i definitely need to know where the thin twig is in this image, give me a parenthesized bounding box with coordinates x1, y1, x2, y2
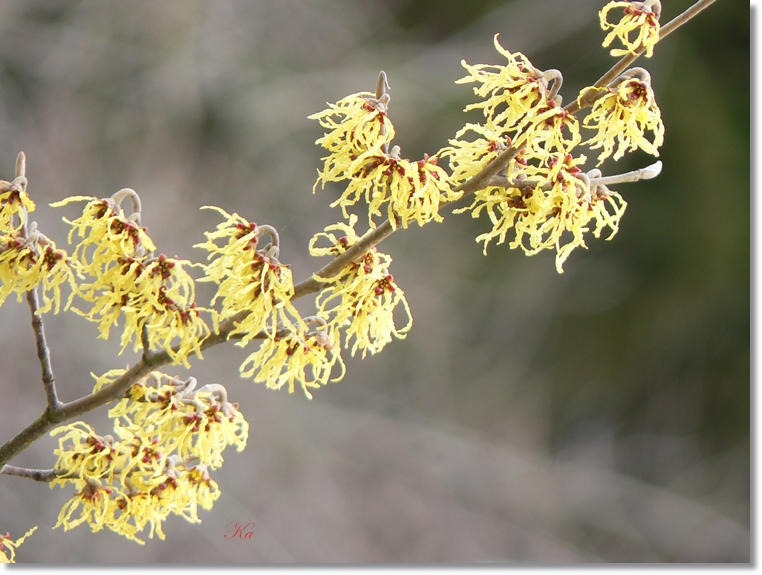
(25, 288, 61, 410)
(0, 314, 255, 469)
(487, 160, 662, 190)
(17, 153, 61, 411)
(591, 161, 663, 186)
(0, 465, 58, 483)
(566, 0, 717, 115)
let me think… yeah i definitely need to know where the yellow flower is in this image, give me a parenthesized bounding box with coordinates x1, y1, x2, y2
(52, 192, 207, 364)
(0, 176, 35, 231)
(114, 473, 173, 542)
(580, 73, 664, 163)
(332, 149, 456, 229)
(310, 217, 412, 357)
(52, 457, 221, 545)
(51, 479, 144, 543)
(0, 526, 37, 564)
(120, 255, 209, 366)
(310, 92, 395, 187)
(53, 481, 124, 535)
(51, 194, 155, 278)
(75, 255, 145, 340)
(600, 0, 661, 58)
(0, 230, 76, 313)
(240, 318, 345, 399)
(310, 77, 456, 229)
(439, 122, 513, 187)
(168, 464, 221, 524)
(457, 154, 626, 272)
(457, 35, 554, 132)
(321, 271, 412, 358)
(51, 372, 239, 544)
(116, 460, 220, 541)
(108, 372, 248, 470)
(515, 101, 582, 161)
(75, 251, 209, 367)
(196, 206, 302, 342)
(447, 37, 576, 189)
(50, 413, 231, 544)
(50, 422, 125, 486)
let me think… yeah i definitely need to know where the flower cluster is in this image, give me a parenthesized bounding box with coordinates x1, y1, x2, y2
(196, 207, 345, 397)
(240, 316, 344, 399)
(310, 216, 412, 358)
(0, 156, 76, 313)
(442, 36, 585, 270)
(456, 40, 564, 135)
(310, 76, 459, 230)
(310, 90, 395, 183)
(0, 167, 34, 231)
(457, 153, 626, 272)
(0, 526, 36, 563)
(581, 69, 665, 164)
(0, 224, 76, 313)
(440, 20, 662, 271)
(196, 206, 302, 342)
(600, 0, 661, 58)
(330, 150, 454, 229)
(52, 191, 209, 366)
(50, 370, 247, 544)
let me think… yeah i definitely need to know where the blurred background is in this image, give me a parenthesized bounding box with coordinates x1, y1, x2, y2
(0, 0, 749, 563)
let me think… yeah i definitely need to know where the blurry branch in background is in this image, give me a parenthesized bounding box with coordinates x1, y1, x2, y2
(0, 0, 719, 559)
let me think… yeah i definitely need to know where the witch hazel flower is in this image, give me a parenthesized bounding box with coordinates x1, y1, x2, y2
(310, 216, 412, 357)
(54, 189, 209, 366)
(0, 221, 76, 314)
(196, 205, 303, 342)
(107, 371, 248, 470)
(0, 527, 37, 564)
(240, 315, 345, 399)
(51, 188, 156, 278)
(600, 0, 662, 58)
(457, 35, 562, 133)
(580, 68, 665, 164)
(0, 153, 34, 231)
(334, 145, 455, 229)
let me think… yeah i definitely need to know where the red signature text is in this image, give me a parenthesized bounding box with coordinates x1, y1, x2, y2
(224, 521, 255, 539)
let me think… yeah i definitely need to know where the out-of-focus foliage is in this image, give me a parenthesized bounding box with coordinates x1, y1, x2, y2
(0, 0, 748, 563)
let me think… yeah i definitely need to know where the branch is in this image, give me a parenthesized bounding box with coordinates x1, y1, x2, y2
(293, 220, 395, 298)
(566, 0, 718, 115)
(18, 150, 61, 411)
(0, 465, 57, 483)
(590, 161, 663, 186)
(25, 287, 61, 410)
(0, 137, 517, 467)
(293, 144, 524, 299)
(0, 312, 256, 469)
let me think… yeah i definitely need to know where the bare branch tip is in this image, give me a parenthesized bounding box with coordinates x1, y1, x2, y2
(15, 151, 25, 178)
(640, 160, 663, 179)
